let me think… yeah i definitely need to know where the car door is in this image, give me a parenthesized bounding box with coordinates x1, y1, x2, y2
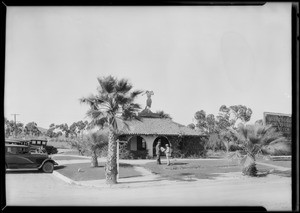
(6, 147, 39, 169)
(5, 147, 33, 168)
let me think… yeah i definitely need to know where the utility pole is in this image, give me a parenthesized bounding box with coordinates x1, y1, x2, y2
(11, 114, 20, 138)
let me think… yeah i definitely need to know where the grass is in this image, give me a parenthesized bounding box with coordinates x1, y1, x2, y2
(55, 162, 142, 181)
(141, 158, 291, 181)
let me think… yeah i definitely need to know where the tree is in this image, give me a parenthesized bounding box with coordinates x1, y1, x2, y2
(80, 75, 142, 184)
(194, 110, 208, 132)
(56, 123, 70, 138)
(187, 123, 195, 129)
(25, 122, 41, 136)
(229, 123, 288, 176)
(5, 118, 24, 138)
(215, 105, 253, 152)
(83, 130, 109, 167)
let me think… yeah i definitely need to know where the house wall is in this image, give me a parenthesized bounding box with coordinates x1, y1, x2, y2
(130, 136, 137, 151)
(142, 135, 156, 157)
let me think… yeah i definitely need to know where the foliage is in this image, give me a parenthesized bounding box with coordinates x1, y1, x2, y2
(228, 123, 289, 176)
(187, 123, 195, 129)
(81, 131, 109, 167)
(206, 133, 226, 151)
(130, 150, 148, 159)
(194, 110, 208, 132)
(5, 118, 24, 137)
(156, 110, 172, 119)
(180, 136, 207, 158)
(80, 75, 142, 184)
(82, 130, 109, 153)
(67, 138, 86, 155)
(45, 145, 58, 155)
(24, 122, 41, 136)
(192, 105, 253, 152)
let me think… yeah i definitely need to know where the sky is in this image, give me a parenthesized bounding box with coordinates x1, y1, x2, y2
(5, 3, 292, 129)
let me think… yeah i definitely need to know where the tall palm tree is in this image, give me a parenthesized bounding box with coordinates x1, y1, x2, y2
(230, 123, 288, 176)
(80, 76, 142, 184)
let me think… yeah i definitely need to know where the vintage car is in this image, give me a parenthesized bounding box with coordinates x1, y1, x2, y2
(5, 143, 58, 173)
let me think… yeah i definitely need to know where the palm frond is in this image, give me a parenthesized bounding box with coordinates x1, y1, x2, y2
(97, 76, 117, 94)
(115, 94, 131, 106)
(131, 90, 144, 99)
(115, 78, 133, 94)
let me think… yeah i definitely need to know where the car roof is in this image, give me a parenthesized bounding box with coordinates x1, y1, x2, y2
(29, 139, 48, 142)
(5, 138, 30, 143)
(5, 144, 29, 148)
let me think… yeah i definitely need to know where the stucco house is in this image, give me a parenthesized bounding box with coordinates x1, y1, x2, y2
(118, 109, 207, 158)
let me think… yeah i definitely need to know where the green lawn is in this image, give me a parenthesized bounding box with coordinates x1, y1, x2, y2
(55, 162, 142, 181)
(141, 159, 291, 181)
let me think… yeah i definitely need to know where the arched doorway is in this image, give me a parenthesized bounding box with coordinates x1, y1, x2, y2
(153, 136, 170, 156)
(128, 135, 147, 151)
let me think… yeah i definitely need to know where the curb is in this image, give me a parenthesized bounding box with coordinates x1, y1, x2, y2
(52, 171, 78, 185)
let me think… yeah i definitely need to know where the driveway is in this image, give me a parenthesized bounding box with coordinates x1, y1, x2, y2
(5, 169, 291, 210)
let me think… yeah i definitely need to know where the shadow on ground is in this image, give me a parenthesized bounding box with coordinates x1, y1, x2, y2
(6, 170, 42, 174)
(272, 170, 291, 177)
(54, 165, 66, 170)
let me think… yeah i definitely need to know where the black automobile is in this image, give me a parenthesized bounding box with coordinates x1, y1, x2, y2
(5, 144, 58, 173)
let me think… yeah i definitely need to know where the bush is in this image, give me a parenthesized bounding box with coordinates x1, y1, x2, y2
(130, 150, 148, 159)
(45, 145, 58, 155)
(119, 148, 133, 159)
(180, 136, 206, 158)
(262, 141, 291, 156)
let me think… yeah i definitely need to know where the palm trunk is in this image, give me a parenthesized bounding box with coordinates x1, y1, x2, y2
(242, 154, 257, 176)
(105, 129, 118, 184)
(91, 150, 98, 167)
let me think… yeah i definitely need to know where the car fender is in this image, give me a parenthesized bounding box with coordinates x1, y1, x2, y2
(38, 159, 58, 169)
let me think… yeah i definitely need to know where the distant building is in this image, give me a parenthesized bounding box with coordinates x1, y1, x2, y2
(263, 112, 292, 140)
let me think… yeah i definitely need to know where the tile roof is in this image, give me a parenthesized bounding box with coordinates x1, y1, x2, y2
(119, 117, 205, 136)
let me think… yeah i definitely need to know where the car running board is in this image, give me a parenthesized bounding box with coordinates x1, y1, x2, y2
(6, 168, 40, 171)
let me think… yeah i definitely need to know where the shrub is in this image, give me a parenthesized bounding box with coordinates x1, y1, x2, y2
(45, 145, 58, 154)
(262, 141, 291, 156)
(119, 148, 133, 159)
(180, 136, 206, 158)
(130, 150, 148, 159)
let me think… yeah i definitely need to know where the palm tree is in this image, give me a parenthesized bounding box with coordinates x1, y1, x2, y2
(80, 76, 142, 184)
(230, 123, 288, 176)
(83, 130, 109, 167)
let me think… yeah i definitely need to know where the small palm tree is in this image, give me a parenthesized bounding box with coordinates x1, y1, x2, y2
(80, 76, 142, 184)
(83, 131, 109, 167)
(230, 123, 288, 176)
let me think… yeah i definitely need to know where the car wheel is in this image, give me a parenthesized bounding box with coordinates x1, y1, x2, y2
(42, 162, 54, 173)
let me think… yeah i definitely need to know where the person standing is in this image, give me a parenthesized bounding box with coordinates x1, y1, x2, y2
(165, 144, 171, 166)
(156, 140, 162, 165)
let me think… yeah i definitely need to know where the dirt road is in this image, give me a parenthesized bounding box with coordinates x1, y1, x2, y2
(5, 171, 291, 210)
